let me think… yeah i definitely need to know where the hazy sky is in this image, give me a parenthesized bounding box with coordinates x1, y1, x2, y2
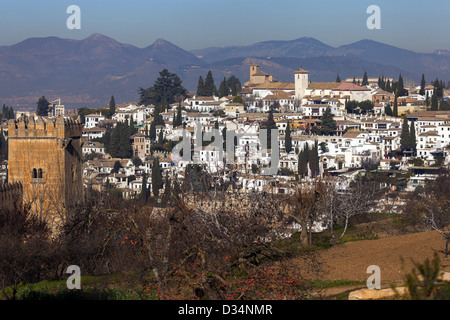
(0, 0, 448, 52)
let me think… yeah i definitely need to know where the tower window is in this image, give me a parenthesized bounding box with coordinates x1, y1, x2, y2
(31, 168, 44, 183)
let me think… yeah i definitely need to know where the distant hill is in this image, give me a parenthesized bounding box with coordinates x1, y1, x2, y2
(193, 38, 450, 84)
(0, 34, 448, 109)
(192, 37, 334, 63)
(0, 34, 205, 108)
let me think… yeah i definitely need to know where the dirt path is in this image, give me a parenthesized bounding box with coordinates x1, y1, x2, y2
(294, 230, 450, 297)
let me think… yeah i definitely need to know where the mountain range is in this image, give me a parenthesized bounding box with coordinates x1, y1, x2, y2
(0, 34, 448, 109)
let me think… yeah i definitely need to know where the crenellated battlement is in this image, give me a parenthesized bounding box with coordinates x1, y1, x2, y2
(8, 116, 83, 139)
(0, 181, 23, 209)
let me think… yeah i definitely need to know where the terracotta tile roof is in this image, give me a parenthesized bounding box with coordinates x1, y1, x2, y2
(252, 82, 295, 90)
(333, 82, 371, 91)
(307, 82, 340, 90)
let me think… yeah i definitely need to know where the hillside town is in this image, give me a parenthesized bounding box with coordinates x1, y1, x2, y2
(1, 66, 450, 205)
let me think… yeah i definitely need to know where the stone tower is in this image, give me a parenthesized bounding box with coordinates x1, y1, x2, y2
(250, 64, 260, 83)
(294, 68, 309, 101)
(7, 116, 83, 227)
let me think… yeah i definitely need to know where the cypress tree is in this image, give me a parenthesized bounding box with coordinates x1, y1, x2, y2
(152, 157, 163, 198)
(0, 128, 7, 160)
(153, 105, 164, 126)
(398, 74, 404, 93)
(400, 116, 411, 151)
(176, 105, 182, 127)
(204, 70, 217, 96)
(419, 74, 426, 96)
(386, 80, 392, 92)
(431, 92, 439, 111)
(218, 77, 230, 98)
(362, 71, 369, 86)
(158, 129, 164, 145)
(161, 171, 171, 205)
(298, 143, 309, 178)
(227, 76, 242, 96)
(393, 95, 398, 117)
(140, 171, 148, 203)
(197, 76, 205, 96)
(149, 121, 156, 141)
(336, 74, 341, 83)
(109, 95, 116, 115)
(285, 120, 292, 153)
(309, 140, 320, 177)
(265, 107, 277, 149)
(384, 104, 393, 116)
(410, 120, 416, 155)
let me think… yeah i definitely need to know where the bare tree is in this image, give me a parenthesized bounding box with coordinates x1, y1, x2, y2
(0, 200, 53, 300)
(405, 171, 450, 256)
(287, 179, 327, 247)
(323, 176, 380, 242)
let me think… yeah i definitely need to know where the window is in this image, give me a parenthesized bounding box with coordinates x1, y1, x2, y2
(31, 168, 44, 183)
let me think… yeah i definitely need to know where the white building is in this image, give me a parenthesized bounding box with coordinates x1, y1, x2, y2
(85, 114, 105, 129)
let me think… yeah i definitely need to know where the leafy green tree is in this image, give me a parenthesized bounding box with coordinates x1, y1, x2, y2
(132, 156, 144, 167)
(319, 107, 337, 135)
(36, 96, 50, 116)
(336, 74, 341, 83)
(111, 160, 123, 173)
(139, 69, 188, 106)
(358, 100, 374, 114)
(319, 142, 328, 153)
(232, 95, 244, 104)
(109, 121, 133, 158)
